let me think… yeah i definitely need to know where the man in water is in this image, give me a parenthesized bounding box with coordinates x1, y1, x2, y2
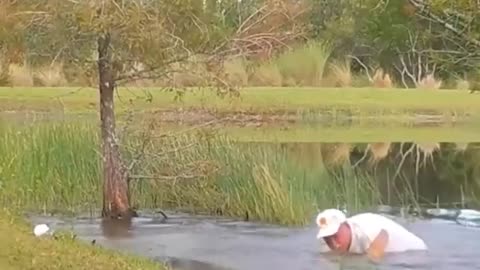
(315, 209, 427, 262)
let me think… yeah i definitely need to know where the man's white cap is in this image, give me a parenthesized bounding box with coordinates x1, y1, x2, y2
(315, 208, 347, 239)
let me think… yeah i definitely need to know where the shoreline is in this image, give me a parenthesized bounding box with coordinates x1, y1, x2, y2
(0, 208, 167, 270)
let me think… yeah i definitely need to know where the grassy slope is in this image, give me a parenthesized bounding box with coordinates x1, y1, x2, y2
(1, 86, 480, 114)
(0, 209, 165, 270)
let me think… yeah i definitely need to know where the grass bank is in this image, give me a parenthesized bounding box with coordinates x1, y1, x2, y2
(0, 208, 166, 270)
(1, 87, 479, 122)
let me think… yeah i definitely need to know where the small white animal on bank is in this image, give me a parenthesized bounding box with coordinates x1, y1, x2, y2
(33, 224, 50, 237)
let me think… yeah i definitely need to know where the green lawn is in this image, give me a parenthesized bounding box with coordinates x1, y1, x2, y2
(1, 86, 479, 115)
(218, 123, 480, 143)
(0, 209, 166, 270)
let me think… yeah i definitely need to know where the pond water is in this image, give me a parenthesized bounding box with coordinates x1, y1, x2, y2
(29, 210, 480, 270)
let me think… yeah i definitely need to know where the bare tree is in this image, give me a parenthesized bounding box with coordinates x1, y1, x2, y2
(401, 0, 480, 83)
(407, 0, 480, 48)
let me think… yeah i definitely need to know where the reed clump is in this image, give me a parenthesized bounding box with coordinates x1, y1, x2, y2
(368, 142, 392, 165)
(417, 74, 442, 90)
(328, 59, 352, 87)
(372, 69, 393, 88)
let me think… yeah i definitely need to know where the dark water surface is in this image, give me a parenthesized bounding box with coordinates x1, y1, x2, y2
(30, 211, 480, 270)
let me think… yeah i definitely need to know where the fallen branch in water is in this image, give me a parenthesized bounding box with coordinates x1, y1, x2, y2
(156, 210, 168, 220)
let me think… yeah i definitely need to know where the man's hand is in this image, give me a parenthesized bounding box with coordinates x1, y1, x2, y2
(366, 229, 389, 263)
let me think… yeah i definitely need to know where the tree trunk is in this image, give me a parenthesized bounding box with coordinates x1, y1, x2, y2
(0, 46, 9, 85)
(97, 32, 134, 219)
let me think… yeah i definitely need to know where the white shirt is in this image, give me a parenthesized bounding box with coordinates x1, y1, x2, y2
(346, 213, 427, 253)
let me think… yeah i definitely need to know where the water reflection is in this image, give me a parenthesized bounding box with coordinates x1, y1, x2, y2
(100, 217, 134, 239)
(279, 142, 480, 209)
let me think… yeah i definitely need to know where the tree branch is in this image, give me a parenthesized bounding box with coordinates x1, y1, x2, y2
(408, 0, 480, 48)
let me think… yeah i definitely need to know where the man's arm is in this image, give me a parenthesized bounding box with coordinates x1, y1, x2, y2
(366, 229, 389, 263)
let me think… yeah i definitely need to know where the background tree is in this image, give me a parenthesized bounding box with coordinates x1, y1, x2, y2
(304, 0, 480, 87)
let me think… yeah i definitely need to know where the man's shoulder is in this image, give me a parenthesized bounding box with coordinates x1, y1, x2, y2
(347, 213, 400, 231)
(346, 213, 386, 238)
(348, 212, 388, 222)
(348, 212, 416, 236)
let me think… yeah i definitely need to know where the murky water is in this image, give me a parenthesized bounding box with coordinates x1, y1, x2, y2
(29, 210, 480, 270)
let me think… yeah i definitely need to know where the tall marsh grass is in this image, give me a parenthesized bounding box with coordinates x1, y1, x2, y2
(0, 120, 387, 225)
(328, 59, 353, 87)
(8, 64, 34, 87)
(0, 121, 101, 212)
(273, 41, 333, 86)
